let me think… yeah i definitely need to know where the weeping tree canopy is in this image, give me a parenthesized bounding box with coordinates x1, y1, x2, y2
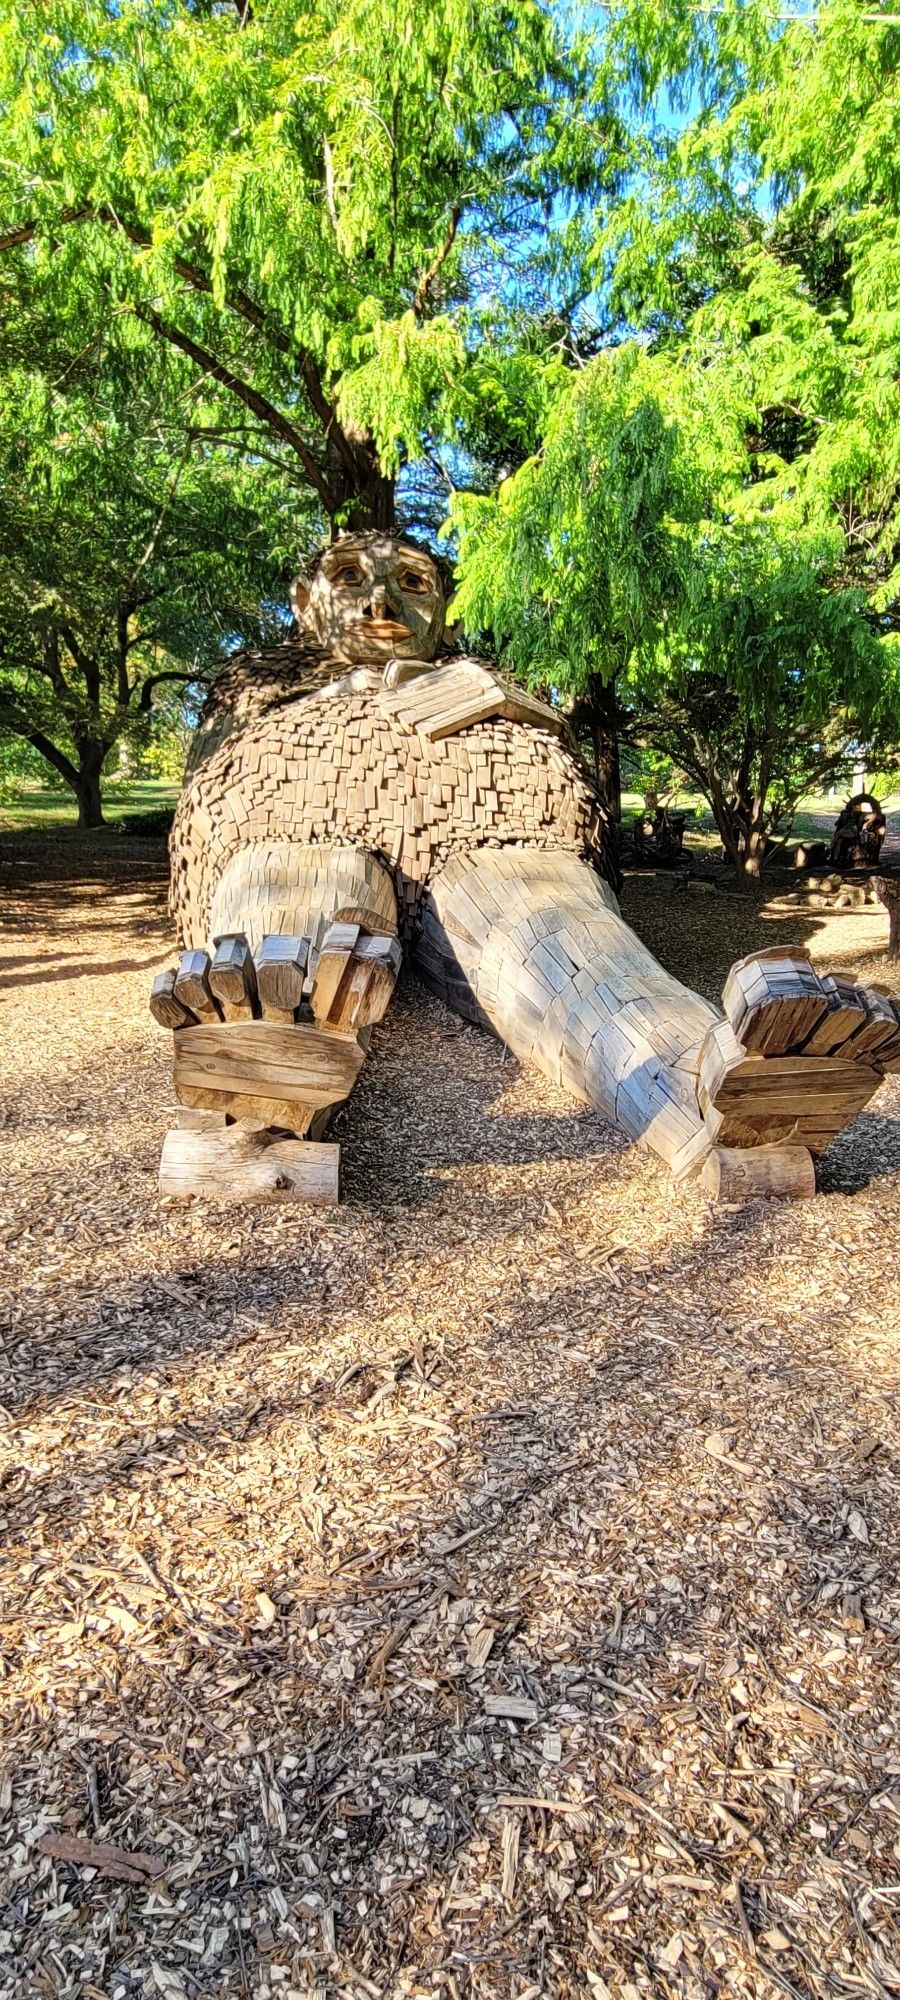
(0, 0, 609, 530)
(0, 288, 309, 825)
(449, 0, 900, 860)
(449, 338, 897, 869)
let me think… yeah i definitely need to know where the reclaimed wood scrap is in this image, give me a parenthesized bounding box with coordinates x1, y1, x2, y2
(846, 987, 900, 1063)
(173, 1020, 365, 1113)
(254, 933, 309, 1022)
(173, 948, 219, 1023)
(159, 1127, 340, 1204)
(702, 1144, 816, 1202)
(799, 977, 868, 1055)
(207, 841, 397, 955)
(149, 968, 195, 1031)
(318, 933, 402, 1031)
(208, 935, 258, 1022)
(722, 955, 830, 1055)
(309, 922, 361, 1022)
(422, 846, 717, 1174)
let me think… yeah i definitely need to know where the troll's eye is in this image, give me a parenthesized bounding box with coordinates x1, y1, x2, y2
(334, 564, 363, 585)
(399, 569, 430, 593)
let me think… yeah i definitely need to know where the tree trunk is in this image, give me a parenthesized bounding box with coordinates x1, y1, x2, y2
(874, 876, 900, 957)
(588, 673, 621, 822)
(327, 438, 396, 533)
(72, 739, 109, 828)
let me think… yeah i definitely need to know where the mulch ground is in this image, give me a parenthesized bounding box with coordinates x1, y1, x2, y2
(2, 833, 900, 2000)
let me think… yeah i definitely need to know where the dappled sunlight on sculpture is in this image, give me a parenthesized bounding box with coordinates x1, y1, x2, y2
(151, 534, 900, 1203)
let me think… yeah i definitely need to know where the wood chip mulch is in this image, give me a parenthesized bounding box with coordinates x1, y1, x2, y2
(1, 834, 900, 2000)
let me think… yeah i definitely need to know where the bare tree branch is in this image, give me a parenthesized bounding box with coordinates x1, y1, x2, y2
(414, 205, 462, 316)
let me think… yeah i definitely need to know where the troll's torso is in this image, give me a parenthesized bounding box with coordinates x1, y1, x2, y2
(169, 642, 609, 948)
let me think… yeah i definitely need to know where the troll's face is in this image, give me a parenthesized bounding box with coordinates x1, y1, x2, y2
(291, 534, 446, 666)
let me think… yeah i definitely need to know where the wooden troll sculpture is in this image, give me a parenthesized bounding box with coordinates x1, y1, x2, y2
(152, 532, 900, 1204)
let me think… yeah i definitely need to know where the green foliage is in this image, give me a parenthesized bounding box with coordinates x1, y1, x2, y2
(0, 281, 312, 821)
(0, 0, 604, 523)
(591, 0, 900, 609)
(450, 347, 707, 694)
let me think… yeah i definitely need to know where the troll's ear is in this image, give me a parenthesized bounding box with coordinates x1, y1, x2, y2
(290, 577, 312, 626)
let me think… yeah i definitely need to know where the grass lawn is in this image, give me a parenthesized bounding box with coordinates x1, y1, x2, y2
(0, 777, 179, 833)
(622, 788, 900, 856)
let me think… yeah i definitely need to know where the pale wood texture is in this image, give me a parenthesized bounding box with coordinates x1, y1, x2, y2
(421, 848, 895, 1186)
(254, 933, 309, 1022)
(159, 1126, 340, 1204)
(173, 1020, 365, 1125)
(310, 923, 402, 1031)
(208, 934, 258, 1022)
(701, 1145, 816, 1202)
(171, 680, 608, 951)
(419, 847, 718, 1177)
(207, 843, 397, 958)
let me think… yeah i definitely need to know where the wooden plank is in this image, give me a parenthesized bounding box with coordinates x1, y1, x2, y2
(255, 933, 309, 1021)
(159, 1128, 340, 1205)
(173, 1020, 364, 1111)
(173, 949, 219, 1023)
(208, 934, 258, 1022)
(702, 1145, 816, 1202)
(150, 968, 195, 1031)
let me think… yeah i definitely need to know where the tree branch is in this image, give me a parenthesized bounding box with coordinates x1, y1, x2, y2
(136, 668, 199, 715)
(132, 301, 340, 509)
(414, 205, 462, 316)
(0, 690, 82, 790)
(0, 202, 365, 489)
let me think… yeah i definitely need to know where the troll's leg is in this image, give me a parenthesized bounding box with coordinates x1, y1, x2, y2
(417, 848, 899, 1199)
(150, 843, 401, 1201)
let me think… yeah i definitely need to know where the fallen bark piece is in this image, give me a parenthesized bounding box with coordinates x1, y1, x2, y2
(35, 1831, 165, 1883)
(702, 1144, 816, 1202)
(159, 1127, 340, 1204)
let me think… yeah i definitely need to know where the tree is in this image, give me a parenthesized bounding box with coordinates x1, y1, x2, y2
(631, 532, 895, 874)
(449, 345, 703, 818)
(591, 0, 900, 619)
(0, 0, 603, 530)
(449, 340, 896, 869)
(0, 304, 308, 825)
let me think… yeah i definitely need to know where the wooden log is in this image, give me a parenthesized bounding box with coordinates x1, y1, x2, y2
(722, 953, 829, 1055)
(150, 968, 195, 1031)
(159, 1126, 340, 1204)
(309, 922, 360, 1021)
(255, 933, 310, 1022)
(173, 1020, 365, 1117)
(701, 1145, 816, 1202)
(208, 934, 258, 1022)
(173, 948, 219, 1023)
(311, 928, 402, 1030)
